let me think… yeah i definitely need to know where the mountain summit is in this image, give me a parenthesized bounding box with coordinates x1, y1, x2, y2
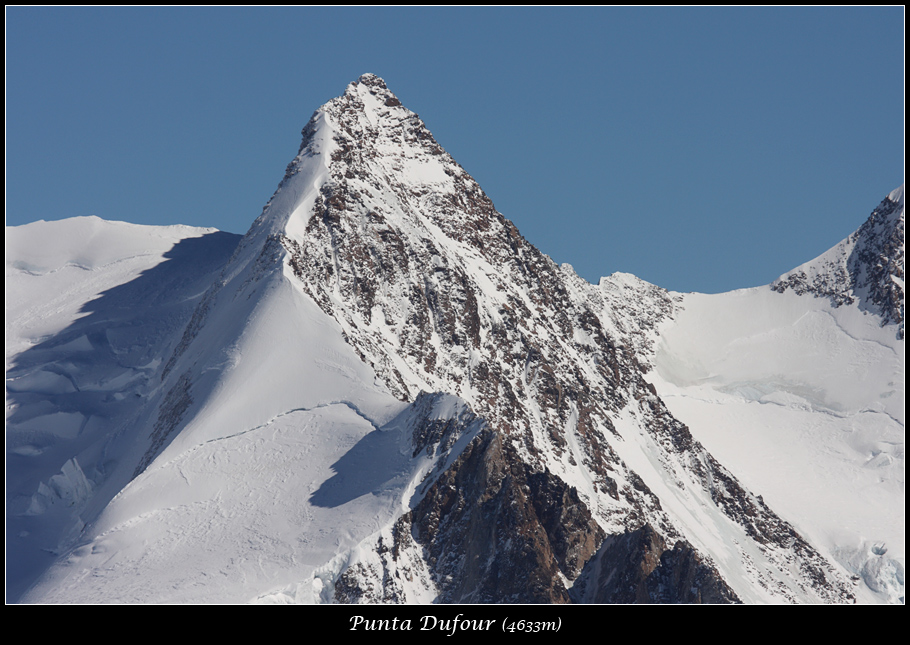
(8, 75, 903, 604)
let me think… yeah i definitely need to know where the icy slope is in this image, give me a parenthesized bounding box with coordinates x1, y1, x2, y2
(6, 216, 229, 359)
(12, 80, 476, 602)
(13, 216, 483, 603)
(650, 190, 905, 603)
(23, 390, 483, 603)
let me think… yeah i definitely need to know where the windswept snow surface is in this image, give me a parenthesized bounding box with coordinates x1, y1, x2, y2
(650, 287, 904, 603)
(20, 395, 474, 603)
(6, 217, 224, 358)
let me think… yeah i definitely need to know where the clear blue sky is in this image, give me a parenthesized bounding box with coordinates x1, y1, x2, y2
(6, 7, 904, 293)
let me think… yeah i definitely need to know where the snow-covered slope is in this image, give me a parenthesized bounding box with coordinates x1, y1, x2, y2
(8, 75, 902, 604)
(649, 188, 905, 603)
(6, 217, 241, 600)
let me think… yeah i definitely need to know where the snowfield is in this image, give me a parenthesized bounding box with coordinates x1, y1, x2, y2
(6, 217, 241, 600)
(650, 286, 904, 603)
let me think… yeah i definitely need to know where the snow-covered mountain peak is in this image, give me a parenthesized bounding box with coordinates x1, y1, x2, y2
(243, 74, 461, 251)
(651, 190, 904, 602)
(327, 72, 416, 136)
(10, 76, 898, 605)
(344, 72, 404, 106)
(265, 79, 862, 603)
(353, 72, 388, 88)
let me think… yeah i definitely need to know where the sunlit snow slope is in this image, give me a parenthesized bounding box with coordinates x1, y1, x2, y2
(8, 216, 484, 603)
(650, 188, 905, 603)
(8, 80, 486, 603)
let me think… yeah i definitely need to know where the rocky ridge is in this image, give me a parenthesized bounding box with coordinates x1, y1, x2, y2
(772, 185, 905, 339)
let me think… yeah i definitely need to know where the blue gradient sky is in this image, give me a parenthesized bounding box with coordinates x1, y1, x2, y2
(6, 7, 904, 293)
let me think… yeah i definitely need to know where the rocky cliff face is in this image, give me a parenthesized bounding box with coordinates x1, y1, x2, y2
(257, 75, 861, 603)
(569, 524, 740, 604)
(332, 407, 742, 605)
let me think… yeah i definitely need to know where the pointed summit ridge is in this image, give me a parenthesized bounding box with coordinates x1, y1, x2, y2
(246, 73, 457, 247)
(349, 72, 402, 105)
(355, 72, 389, 88)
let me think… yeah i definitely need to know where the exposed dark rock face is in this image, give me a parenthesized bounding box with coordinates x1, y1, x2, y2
(336, 426, 606, 604)
(334, 513, 422, 604)
(412, 430, 605, 603)
(135, 370, 193, 477)
(570, 524, 740, 604)
(849, 190, 905, 334)
(649, 539, 741, 603)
